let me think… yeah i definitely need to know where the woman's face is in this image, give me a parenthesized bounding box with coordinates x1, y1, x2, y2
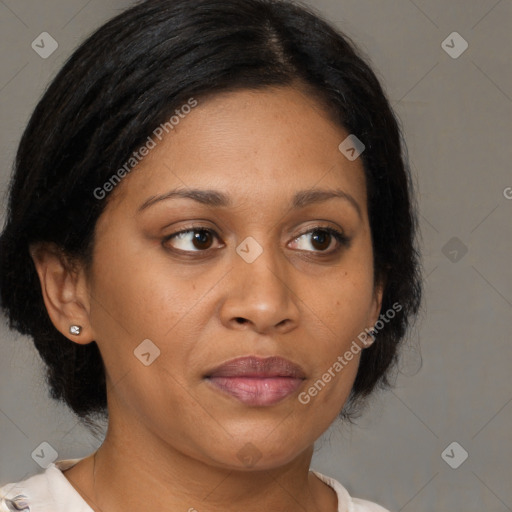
(85, 85, 383, 469)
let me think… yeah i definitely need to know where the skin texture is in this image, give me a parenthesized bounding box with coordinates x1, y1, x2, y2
(30, 85, 383, 512)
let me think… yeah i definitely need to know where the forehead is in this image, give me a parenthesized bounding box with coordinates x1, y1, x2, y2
(104, 86, 368, 216)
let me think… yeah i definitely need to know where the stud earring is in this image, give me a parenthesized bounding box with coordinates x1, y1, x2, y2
(69, 325, 82, 335)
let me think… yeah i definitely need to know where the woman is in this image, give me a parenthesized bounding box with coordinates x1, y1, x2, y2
(0, 0, 422, 510)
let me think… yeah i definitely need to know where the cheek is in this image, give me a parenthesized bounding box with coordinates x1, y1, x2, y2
(309, 266, 375, 341)
(298, 247, 375, 400)
(88, 235, 196, 340)
(87, 234, 226, 390)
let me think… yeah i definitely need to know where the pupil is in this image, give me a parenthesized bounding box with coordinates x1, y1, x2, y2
(313, 230, 330, 250)
(194, 230, 211, 249)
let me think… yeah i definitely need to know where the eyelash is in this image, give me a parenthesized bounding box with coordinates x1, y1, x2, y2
(162, 225, 350, 256)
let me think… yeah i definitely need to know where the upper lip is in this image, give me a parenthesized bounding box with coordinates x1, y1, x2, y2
(205, 356, 306, 379)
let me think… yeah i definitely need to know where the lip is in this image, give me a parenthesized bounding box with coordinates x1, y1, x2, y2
(205, 356, 306, 406)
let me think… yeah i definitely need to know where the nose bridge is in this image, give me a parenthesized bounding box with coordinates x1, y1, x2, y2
(236, 232, 290, 300)
(241, 239, 285, 291)
(220, 231, 299, 332)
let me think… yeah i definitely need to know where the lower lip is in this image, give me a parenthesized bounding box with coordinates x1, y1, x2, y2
(206, 376, 304, 406)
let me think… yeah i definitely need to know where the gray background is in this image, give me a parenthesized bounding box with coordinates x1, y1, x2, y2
(1, 0, 511, 510)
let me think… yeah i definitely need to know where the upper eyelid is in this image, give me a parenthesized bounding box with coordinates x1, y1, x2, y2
(165, 225, 343, 238)
(163, 225, 347, 249)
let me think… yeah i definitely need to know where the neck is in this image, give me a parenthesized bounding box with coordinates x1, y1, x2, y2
(66, 411, 334, 512)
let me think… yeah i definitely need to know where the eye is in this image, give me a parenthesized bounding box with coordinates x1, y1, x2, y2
(163, 227, 222, 252)
(290, 227, 349, 253)
(162, 225, 349, 255)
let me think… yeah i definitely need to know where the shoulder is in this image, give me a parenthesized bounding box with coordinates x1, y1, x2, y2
(351, 497, 392, 512)
(1, 471, 48, 512)
(311, 470, 392, 512)
(0, 459, 91, 512)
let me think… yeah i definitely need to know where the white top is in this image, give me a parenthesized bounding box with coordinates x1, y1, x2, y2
(0, 459, 391, 512)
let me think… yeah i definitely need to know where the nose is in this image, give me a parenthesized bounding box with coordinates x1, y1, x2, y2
(219, 239, 300, 335)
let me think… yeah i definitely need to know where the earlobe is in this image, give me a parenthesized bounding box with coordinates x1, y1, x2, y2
(29, 242, 95, 345)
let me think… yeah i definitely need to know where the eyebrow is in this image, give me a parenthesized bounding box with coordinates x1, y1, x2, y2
(137, 187, 362, 219)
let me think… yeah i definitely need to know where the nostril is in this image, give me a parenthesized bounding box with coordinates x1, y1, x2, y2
(235, 317, 247, 324)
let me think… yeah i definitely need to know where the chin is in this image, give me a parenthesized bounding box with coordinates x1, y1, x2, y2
(209, 438, 311, 472)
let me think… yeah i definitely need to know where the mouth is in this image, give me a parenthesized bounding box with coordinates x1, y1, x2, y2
(204, 356, 306, 407)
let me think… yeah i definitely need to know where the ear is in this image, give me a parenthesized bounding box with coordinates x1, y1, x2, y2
(369, 278, 385, 327)
(363, 277, 386, 348)
(29, 242, 95, 345)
